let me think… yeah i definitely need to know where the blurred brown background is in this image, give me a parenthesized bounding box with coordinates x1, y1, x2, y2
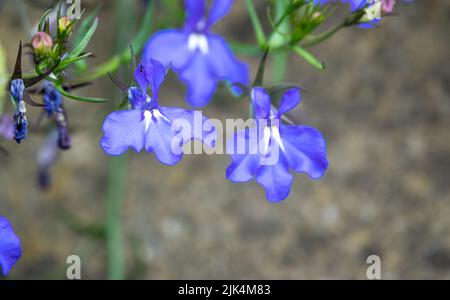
(0, 0, 449, 279)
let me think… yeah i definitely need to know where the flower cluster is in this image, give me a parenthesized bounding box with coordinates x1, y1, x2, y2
(1, 5, 100, 275)
(0, 0, 412, 276)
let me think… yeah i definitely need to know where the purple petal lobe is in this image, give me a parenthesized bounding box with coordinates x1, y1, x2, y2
(251, 87, 271, 119)
(280, 125, 328, 179)
(179, 52, 217, 107)
(226, 128, 260, 182)
(142, 30, 191, 71)
(278, 88, 301, 116)
(144, 111, 183, 166)
(101, 110, 146, 156)
(255, 155, 294, 202)
(185, 0, 206, 29)
(0, 216, 22, 276)
(207, 0, 233, 27)
(207, 34, 249, 87)
(160, 107, 216, 147)
(134, 60, 167, 100)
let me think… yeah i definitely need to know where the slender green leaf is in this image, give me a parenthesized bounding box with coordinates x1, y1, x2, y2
(56, 52, 93, 72)
(66, 17, 98, 60)
(291, 45, 325, 70)
(73, 6, 101, 46)
(38, 9, 53, 32)
(55, 84, 108, 103)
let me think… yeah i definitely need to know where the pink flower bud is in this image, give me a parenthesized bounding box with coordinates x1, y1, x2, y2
(31, 32, 53, 57)
(382, 0, 396, 13)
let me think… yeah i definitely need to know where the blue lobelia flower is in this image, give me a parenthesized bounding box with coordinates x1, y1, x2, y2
(142, 0, 249, 108)
(101, 59, 216, 165)
(0, 215, 22, 276)
(226, 87, 328, 202)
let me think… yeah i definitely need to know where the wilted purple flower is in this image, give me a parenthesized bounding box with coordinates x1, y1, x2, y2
(226, 87, 328, 202)
(10, 79, 28, 144)
(43, 81, 71, 150)
(101, 59, 216, 165)
(0, 215, 21, 276)
(142, 0, 249, 107)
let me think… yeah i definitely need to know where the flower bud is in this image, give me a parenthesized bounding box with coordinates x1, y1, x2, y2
(32, 32, 53, 60)
(58, 16, 74, 38)
(381, 0, 396, 13)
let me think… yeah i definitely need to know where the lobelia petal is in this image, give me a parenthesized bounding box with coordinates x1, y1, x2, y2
(179, 51, 218, 107)
(279, 125, 329, 179)
(255, 155, 294, 202)
(0, 216, 22, 276)
(207, 0, 234, 28)
(134, 60, 167, 100)
(142, 30, 192, 71)
(144, 114, 184, 166)
(226, 128, 261, 182)
(160, 107, 217, 148)
(278, 88, 301, 116)
(207, 34, 249, 89)
(251, 87, 271, 120)
(100, 110, 146, 156)
(184, 0, 206, 30)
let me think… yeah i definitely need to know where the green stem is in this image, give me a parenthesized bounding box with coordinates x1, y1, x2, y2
(106, 155, 127, 280)
(105, 0, 139, 280)
(271, 50, 288, 83)
(300, 24, 344, 48)
(245, 0, 267, 48)
(269, 0, 290, 82)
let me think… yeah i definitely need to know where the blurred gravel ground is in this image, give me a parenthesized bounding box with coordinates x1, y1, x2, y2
(0, 0, 449, 279)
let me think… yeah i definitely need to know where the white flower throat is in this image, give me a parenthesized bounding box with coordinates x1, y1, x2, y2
(187, 33, 209, 55)
(143, 108, 170, 132)
(262, 125, 285, 155)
